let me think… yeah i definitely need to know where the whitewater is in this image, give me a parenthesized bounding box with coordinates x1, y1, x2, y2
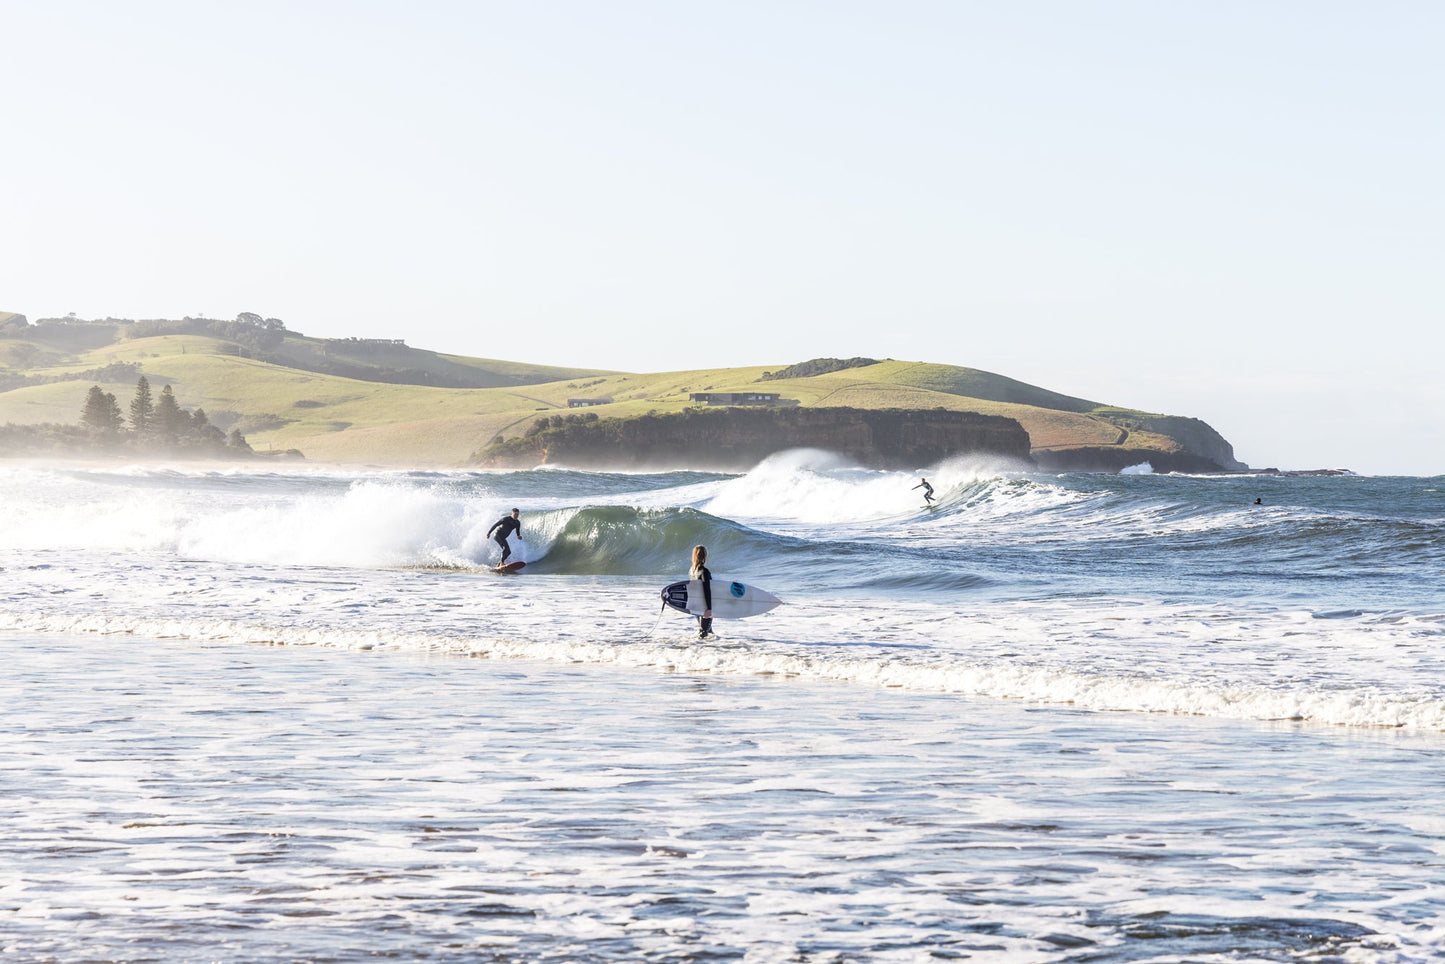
(3, 455, 1444, 961)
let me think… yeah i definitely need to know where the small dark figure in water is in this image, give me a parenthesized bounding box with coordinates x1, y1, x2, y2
(1254, 498, 1263, 505)
(691, 544, 713, 640)
(488, 508, 521, 564)
(914, 477, 936, 504)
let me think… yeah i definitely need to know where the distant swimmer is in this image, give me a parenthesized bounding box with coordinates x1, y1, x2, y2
(914, 477, 936, 505)
(487, 508, 522, 565)
(1254, 498, 1263, 505)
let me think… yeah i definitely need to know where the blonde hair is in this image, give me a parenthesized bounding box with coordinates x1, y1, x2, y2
(691, 545, 707, 570)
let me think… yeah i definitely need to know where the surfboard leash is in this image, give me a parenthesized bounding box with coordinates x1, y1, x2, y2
(635, 600, 671, 641)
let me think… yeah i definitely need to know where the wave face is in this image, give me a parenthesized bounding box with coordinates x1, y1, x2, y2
(2, 459, 1443, 730)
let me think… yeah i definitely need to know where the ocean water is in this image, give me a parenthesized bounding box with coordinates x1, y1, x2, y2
(2, 453, 1443, 961)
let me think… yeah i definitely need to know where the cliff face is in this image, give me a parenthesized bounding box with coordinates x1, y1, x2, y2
(1035, 412, 1247, 473)
(477, 407, 1033, 471)
(1151, 415, 1247, 471)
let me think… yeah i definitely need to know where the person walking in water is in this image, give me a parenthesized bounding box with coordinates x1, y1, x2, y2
(691, 544, 714, 640)
(488, 508, 522, 565)
(914, 477, 935, 505)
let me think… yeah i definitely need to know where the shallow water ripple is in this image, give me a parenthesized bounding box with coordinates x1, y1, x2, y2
(3, 634, 1445, 962)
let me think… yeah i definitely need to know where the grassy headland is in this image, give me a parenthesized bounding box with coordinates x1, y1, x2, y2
(0, 314, 1245, 471)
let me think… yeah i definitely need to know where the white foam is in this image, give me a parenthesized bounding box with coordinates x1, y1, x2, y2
(4, 463, 1443, 734)
(4, 583, 1444, 732)
(702, 449, 1034, 525)
(0, 469, 514, 569)
(3, 629, 1443, 962)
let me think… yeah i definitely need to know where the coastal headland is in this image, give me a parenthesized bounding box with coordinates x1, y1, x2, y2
(475, 407, 1032, 471)
(0, 312, 1247, 471)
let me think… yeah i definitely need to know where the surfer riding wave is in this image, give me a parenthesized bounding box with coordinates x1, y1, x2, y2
(914, 477, 935, 505)
(488, 508, 522, 565)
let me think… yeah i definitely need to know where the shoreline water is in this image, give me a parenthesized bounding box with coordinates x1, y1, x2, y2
(2, 462, 1443, 959)
(5, 590, 1445, 733)
(4, 631, 1444, 962)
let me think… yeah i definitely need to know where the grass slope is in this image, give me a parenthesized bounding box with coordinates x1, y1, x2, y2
(262, 333, 611, 389)
(0, 328, 1206, 466)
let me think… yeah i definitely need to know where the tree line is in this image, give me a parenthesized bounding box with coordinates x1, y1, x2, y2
(79, 377, 252, 453)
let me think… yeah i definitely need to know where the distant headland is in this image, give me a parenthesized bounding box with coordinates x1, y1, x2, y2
(474, 406, 1033, 471)
(1, 311, 1251, 472)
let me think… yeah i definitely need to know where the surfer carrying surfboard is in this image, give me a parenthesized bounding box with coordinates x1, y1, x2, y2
(690, 545, 714, 640)
(914, 477, 935, 505)
(487, 508, 522, 565)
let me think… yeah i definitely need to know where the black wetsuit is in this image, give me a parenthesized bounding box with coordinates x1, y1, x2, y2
(914, 480, 935, 503)
(692, 564, 713, 638)
(488, 515, 521, 563)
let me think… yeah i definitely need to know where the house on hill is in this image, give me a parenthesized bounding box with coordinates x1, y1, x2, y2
(568, 398, 612, 408)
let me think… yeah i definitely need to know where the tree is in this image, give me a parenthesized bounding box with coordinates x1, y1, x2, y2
(80, 385, 123, 433)
(129, 376, 154, 434)
(154, 384, 185, 439)
(190, 408, 226, 446)
(70, 380, 265, 459)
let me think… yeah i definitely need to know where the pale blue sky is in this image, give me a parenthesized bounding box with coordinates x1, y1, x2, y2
(3, 2, 1441, 474)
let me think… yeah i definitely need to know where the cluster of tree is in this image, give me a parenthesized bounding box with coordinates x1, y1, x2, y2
(475, 412, 601, 462)
(524, 412, 601, 437)
(79, 376, 253, 454)
(758, 357, 881, 381)
(125, 313, 287, 354)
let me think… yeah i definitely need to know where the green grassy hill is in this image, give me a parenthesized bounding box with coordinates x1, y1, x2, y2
(0, 314, 1245, 470)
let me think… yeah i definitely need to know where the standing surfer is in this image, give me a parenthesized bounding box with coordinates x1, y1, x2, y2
(691, 545, 714, 640)
(488, 508, 522, 565)
(914, 477, 935, 505)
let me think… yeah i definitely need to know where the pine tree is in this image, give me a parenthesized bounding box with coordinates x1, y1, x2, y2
(191, 408, 226, 447)
(129, 376, 154, 434)
(155, 384, 184, 440)
(81, 385, 123, 433)
(106, 391, 123, 431)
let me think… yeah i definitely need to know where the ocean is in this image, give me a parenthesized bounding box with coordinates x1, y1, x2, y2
(2, 453, 1443, 962)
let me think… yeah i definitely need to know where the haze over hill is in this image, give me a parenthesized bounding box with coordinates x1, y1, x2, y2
(0, 312, 1246, 471)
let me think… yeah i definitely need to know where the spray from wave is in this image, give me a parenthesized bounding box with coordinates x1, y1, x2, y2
(1, 476, 509, 570)
(701, 449, 1036, 524)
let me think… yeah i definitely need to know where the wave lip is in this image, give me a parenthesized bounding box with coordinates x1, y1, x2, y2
(529, 505, 798, 575)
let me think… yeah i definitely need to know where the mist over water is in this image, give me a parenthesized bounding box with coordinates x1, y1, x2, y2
(3, 458, 1445, 960)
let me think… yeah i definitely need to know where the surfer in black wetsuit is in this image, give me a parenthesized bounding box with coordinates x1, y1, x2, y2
(914, 477, 935, 505)
(691, 544, 713, 640)
(488, 508, 521, 565)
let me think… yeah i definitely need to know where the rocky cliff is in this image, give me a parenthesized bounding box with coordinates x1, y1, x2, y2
(475, 407, 1033, 471)
(1035, 411, 1247, 473)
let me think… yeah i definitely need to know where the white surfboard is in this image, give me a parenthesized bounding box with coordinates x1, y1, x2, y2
(660, 578, 782, 619)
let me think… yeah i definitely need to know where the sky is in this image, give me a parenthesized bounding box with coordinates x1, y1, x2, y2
(3, 1, 1442, 475)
